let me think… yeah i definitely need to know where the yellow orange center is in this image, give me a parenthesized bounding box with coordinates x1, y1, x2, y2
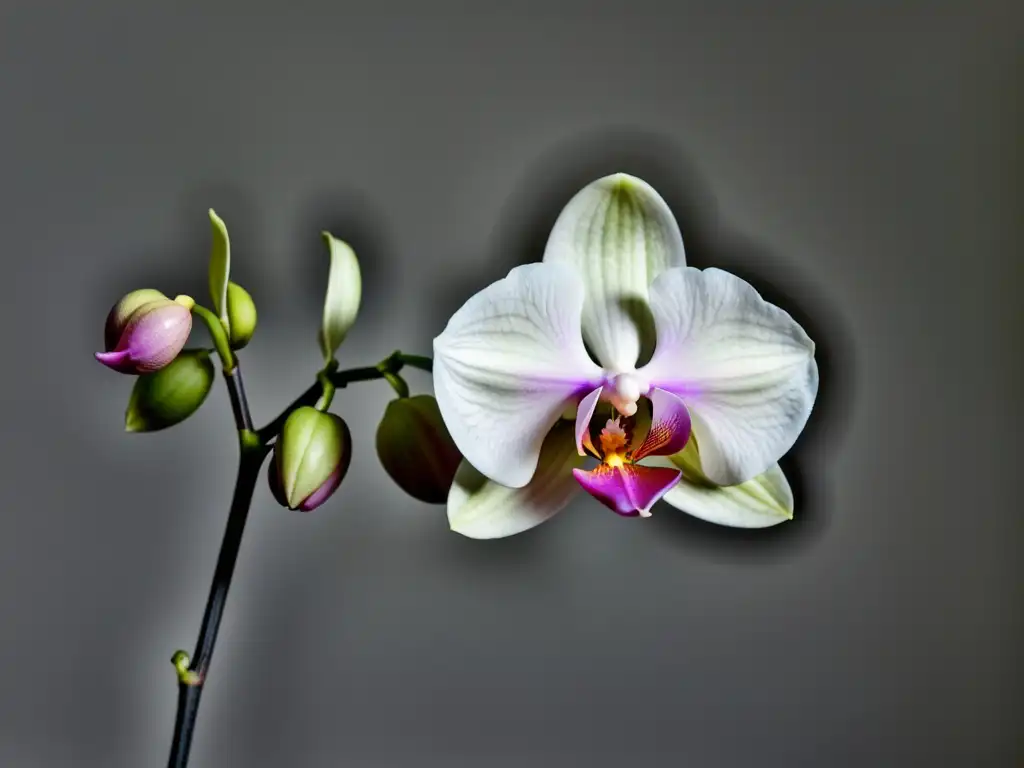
(598, 418, 629, 466)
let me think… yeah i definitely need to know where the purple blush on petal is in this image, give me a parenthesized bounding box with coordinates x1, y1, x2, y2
(632, 387, 692, 461)
(297, 464, 344, 512)
(116, 302, 192, 373)
(95, 301, 191, 375)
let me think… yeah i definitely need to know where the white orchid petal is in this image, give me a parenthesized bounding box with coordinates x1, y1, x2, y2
(641, 267, 817, 485)
(433, 262, 603, 488)
(649, 438, 793, 528)
(448, 421, 583, 539)
(542, 174, 686, 371)
(661, 466, 794, 528)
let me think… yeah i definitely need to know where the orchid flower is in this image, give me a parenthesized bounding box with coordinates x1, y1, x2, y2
(433, 174, 818, 538)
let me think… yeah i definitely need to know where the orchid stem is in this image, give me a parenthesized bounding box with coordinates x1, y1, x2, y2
(314, 365, 337, 411)
(395, 353, 433, 373)
(381, 371, 409, 398)
(163, 349, 431, 764)
(166, 363, 268, 768)
(254, 350, 431, 442)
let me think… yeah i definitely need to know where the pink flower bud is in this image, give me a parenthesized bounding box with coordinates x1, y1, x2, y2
(96, 292, 195, 375)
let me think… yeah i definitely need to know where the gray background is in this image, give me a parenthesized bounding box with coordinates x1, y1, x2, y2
(1, 1, 1020, 766)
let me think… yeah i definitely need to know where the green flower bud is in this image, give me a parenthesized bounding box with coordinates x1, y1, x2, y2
(225, 281, 257, 350)
(270, 406, 352, 511)
(124, 349, 215, 432)
(376, 395, 462, 504)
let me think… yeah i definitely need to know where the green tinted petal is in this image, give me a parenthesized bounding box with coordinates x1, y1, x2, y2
(542, 174, 686, 370)
(448, 420, 583, 539)
(657, 437, 793, 527)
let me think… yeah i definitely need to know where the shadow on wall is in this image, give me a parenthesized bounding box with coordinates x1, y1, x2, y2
(430, 127, 858, 560)
(91, 184, 274, 321)
(291, 189, 396, 333)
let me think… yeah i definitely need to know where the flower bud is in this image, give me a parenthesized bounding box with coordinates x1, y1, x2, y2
(124, 349, 215, 432)
(96, 293, 194, 374)
(376, 395, 462, 504)
(103, 288, 168, 351)
(269, 406, 352, 512)
(225, 282, 257, 350)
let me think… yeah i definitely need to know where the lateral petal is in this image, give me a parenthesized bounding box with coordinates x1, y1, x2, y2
(433, 263, 602, 488)
(641, 267, 817, 485)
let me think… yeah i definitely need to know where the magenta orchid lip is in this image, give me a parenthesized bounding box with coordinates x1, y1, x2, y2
(571, 386, 692, 516)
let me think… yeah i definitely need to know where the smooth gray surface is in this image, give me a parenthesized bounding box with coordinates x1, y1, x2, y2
(2, 2, 1021, 766)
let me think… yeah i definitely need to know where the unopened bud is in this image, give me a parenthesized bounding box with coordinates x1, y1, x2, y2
(225, 282, 257, 349)
(376, 395, 462, 504)
(96, 292, 194, 375)
(103, 288, 168, 351)
(124, 349, 215, 432)
(269, 406, 352, 512)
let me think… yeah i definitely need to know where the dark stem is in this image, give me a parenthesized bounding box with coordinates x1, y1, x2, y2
(396, 353, 433, 373)
(166, 365, 266, 768)
(255, 366, 380, 443)
(224, 367, 254, 431)
(165, 351, 431, 764)
(254, 351, 431, 443)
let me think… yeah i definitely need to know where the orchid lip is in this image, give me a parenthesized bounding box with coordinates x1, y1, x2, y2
(570, 387, 692, 517)
(573, 464, 682, 517)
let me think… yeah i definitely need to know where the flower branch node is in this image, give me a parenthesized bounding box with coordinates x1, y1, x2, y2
(170, 651, 202, 687)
